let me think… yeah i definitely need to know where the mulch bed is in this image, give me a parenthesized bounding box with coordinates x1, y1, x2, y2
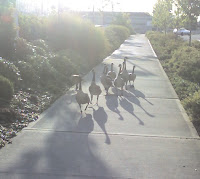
(0, 89, 52, 149)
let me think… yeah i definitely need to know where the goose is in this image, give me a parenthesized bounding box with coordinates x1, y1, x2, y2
(75, 76, 90, 114)
(100, 65, 113, 95)
(114, 64, 125, 96)
(71, 74, 80, 90)
(121, 57, 129, 89)
(89, 69, 102, 105)
(107, 63, 116, 80)
(129, 65, 136, 87)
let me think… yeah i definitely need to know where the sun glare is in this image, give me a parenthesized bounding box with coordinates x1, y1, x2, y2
(17, 0, 157, 14)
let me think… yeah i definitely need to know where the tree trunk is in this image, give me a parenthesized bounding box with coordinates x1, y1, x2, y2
(189, 30, 192, 46)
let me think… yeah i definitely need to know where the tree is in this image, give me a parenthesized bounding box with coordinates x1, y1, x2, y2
(112, 13, 133, 33)
(174, 0, 200, 46)
(153, 0, 174, 34)
(0, 0, 16, 58)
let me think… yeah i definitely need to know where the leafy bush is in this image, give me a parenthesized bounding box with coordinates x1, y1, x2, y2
(0, 75, 14, 101)
(105, 25, 130, 52)
(191, 40, 200, 50)
(0, 2, 16, 58)
(183, 90, 200, 121)
(47, 13, 109, 66)
(0, 58, 21, 86)
(18, 14, 47, 41)
(169, 76, 200, 100)
(146, 31, 184, 61)
(112, 13, 134, 34)
(169, 46, 200, 84)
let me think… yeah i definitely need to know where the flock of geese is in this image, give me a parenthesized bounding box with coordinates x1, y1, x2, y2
(73, 57, 136, 113)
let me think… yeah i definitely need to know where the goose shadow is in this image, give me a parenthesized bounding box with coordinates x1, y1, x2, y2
(76, 114, 94, 133)
(105, 95, 123, 120)
(119, 97, 144, 125)
(123, 91, 155, 118)
(93, 107, 111, 144)
(128, 88, 154, 105)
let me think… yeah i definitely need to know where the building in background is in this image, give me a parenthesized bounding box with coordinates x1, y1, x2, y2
(16, 0, 152, 34)
(81, 11, 152, 33)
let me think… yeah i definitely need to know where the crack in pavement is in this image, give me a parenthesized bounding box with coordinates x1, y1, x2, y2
(23, 128, 200, 140)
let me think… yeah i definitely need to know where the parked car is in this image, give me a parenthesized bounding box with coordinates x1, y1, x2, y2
(173, 28, 191, 36)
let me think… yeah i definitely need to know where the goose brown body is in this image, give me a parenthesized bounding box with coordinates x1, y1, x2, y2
(121, 57, 129, 89)
(89, 69, 102, 104)
(100, 65, 113, 95)
(114, 64, 125, 95)
(75, 77, 90, 113)
(108, 63, 116, 80)
(129, 65, 136, 87)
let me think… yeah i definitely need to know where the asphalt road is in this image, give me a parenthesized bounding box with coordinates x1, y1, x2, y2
(181, 34, 200, 42)
(0, 34, 199, 179)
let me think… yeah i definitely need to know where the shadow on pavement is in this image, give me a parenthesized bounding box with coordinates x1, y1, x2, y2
(119, 97, 144, 126)
(105, 95, 124, 121)
(93, 107, 111, 145)
(123, 90, 155, 118)
(129, 88, 154, 105)
(5, 110, 117, 178)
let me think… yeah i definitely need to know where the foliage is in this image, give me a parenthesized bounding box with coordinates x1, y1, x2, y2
(169, 46, 200, 84)
(112, 13, 134, 34)
(18, 13, 47, 41)
(105, 25, 130, 52)
(147, 31, 200, 132)
(47, 13, 109, 66)
(0, 58, 21, 86)
(183, 89, 200, 121)
(0, 75, 14, 102)
(0, 1, 16, 58)
(174, 0, 200, 45)
(152, 0, 174, 34)
(146, 31, 184, 60)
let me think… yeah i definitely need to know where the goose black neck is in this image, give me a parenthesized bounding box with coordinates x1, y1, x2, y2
(111, 64, 113, 71)
(132, 66, 135, 74)
(92, 71, 95, 82)
(118, 66, 121, 75)
(103, 65, 106, 74)
(79, 80, 82, 90)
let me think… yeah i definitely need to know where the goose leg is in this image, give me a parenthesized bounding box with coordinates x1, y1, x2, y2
(96, 95, 99, 105)
(85, 103, 89, 111)
(125, 82, 128, 90)
(121, 87, 123, 96)
(90, 94, 93, 104)
(75, 83, 78, 90)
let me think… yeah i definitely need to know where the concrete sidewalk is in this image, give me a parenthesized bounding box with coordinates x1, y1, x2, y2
(0, 34, 199, 179)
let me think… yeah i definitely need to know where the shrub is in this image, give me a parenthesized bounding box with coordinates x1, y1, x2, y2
(47, 13, 109, 66)
(105, 25, 130, 52)
(146, 31, 184, 61)
(191, 40, 200, 50)
(15, 38, 34, 59)
(0, 2, 16, 58)
(169, 76, 200, 100)
(169, 46, 200, 84)
(0, 75, 14, 102)
(183, 90, 200, 121)
(18, 14, 47, 41)
(112, 13, 134, 34)
(0, 58, 21, 86)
